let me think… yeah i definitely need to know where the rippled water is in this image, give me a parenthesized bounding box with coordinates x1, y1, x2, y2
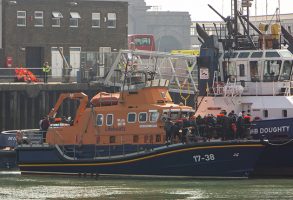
(1, 172, 293, 199)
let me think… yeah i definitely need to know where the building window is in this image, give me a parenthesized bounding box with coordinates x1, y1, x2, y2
(70, 12, 81, 27)
(127, 113, 136, 123)
(17, 11, 26, 27)
(52, 11, 63, 27)
(156, 134, 161, 142)
(92, 13, 100, 28)
(109, 136, 115, 144)
(96, 114, 103, 126)
(34, 11, 44, 27)
(107, 13, 116, 28)
(106, 114, 113, 126)
(133, 135, 139, 143)
(190, 27, 195, 36)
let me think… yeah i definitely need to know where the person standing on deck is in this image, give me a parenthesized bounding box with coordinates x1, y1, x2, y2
(42, 62, 51, 83)
(164, 118, 173, 144)
(40, 115, 50, 142)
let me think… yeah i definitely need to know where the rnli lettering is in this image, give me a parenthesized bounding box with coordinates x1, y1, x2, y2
(250, 126, 290, 134)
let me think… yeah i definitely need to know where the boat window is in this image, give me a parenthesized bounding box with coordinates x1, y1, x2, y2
(106, 114, 113, 126)
(250, 61, 261, 82)
(224, 52, 238, 58)
(181, 112, 189, 118)
(265, 51, 280, 58)
(223, 61, 237, 82)
(279, 51, 293, 58)
(238, 52, 250, 58)
(138, 112, 147, 123)
(239, 64, 245, 77)
(263, 110, 268, 118)
(280, 60, 293, 81)
(283, 110, 288, 118)
(149, 112, 159, 122)
(263, 60, 281, 82)
(251, 52, 263, 58)
(96, 114, 103, 126)
(170, 112, 179, 120)
(127, 112, 136, 123)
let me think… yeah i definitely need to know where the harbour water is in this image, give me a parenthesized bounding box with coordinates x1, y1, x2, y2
(1, 172, 293, 199)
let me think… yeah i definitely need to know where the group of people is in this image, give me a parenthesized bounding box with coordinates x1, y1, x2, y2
(164, 110, 252, 144)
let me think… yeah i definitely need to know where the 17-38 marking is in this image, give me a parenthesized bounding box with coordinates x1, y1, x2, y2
(193, 154, 215, 163)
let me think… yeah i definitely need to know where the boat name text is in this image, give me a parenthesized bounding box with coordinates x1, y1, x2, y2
(250, 126, 290, 134)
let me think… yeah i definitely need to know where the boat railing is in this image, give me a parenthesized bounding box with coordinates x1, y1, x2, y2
(14, 129, 46, 147)
(284, 81, 293, 96)
(223, 78, 244, 97)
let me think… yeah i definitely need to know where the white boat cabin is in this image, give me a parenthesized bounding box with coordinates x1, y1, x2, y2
(196, 49, 293, 121)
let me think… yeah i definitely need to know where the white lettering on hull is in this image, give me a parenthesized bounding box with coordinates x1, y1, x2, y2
(250, 126, 290, 134)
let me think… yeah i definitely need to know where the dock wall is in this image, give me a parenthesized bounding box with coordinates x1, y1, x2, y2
(0, 83, 116, 131)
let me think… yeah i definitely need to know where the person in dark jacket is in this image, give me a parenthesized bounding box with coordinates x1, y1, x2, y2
(164, 118, 173, 144)
(40, 115, 50, 142)
(236, 112, 245, 138)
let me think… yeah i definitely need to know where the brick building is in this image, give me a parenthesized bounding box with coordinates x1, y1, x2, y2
(1, 0, 128, 77)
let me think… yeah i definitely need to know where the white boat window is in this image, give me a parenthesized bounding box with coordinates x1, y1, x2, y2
(96, 114, 103, 126)
(238, 52, 250, 58)
(282, 110, 288, 118)
(263, 60, 281, 82)
(224, 52, 238, 58)
(138, 112, 147, 123)
(106, 114, 113, 126)
(250, 61, 261, 82)
(263, 110, 268, 118)
(223, 61, 236, 82)
(127, 113, 136, 123)
(239, 64, 245, 77)
(280, 60, 293, 81)
(149, 112, 159, 122)
(279, 51, 293, 58)
(251, 52, 263, 58)
(265, 51, 280, 58)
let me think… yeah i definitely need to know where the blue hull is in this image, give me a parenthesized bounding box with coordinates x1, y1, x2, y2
(252, 141, 293, 177)
(17, 141, 264, 178)
(251, 118, 293, 140)
(0, 150, 17, 170)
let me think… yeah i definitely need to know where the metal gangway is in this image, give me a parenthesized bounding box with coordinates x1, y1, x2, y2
(103, 49, 198, 94)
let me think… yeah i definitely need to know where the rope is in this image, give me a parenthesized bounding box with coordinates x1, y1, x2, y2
(266, 138, 293, 146)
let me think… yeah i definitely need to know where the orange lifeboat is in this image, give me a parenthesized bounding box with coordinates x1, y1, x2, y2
(90, 92, 120, 107)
